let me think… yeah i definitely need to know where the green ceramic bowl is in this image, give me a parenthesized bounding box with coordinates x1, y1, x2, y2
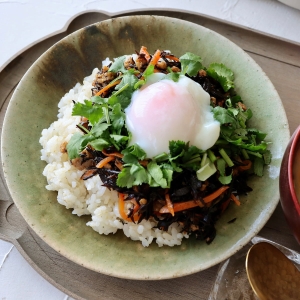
(1, 15, 289, 279)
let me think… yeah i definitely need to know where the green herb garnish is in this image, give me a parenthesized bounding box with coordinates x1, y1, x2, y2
(67, 50, 270, 187)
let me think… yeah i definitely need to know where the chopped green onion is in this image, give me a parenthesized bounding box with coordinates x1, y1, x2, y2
(196, 158, 217, 181)
(219, 148, 234, 167)
(207, 149, 217, 163)
(225, 99, 232, 107)
(200, 152, 208, 168)
(241, 148, 249, 160)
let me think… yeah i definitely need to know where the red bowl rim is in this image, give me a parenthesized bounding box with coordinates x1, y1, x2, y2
(288, 125, 300, 215)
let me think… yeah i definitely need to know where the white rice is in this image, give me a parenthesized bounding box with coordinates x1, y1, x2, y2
(39, 68, 188, 247)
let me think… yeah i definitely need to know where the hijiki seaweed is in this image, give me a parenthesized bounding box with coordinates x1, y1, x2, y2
(67, 46, 270, 244)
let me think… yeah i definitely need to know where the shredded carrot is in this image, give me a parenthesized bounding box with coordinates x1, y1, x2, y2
(115, 159, 123, 170)
(164, 54, 180, 62)
(118, 193, 139, 222)
(203, 186, 229, 203)
(139, 46, 151, 61)
(131, 198, 140, 216)
(80, 169, 97, 180)
(230, 193, 241, 206)
(165, 193, 174, 216)
(159, 186, 229, 214)
(95, 79, 121, 96)
(102, 149, 124, 158)
(139, 160, 149, 167)
(159, 200, 203, 214)
(148, 49, 161, 67)
(96, 156, 114, 168)
(118, 193, 129, 220)
(238, 160, 252, 171)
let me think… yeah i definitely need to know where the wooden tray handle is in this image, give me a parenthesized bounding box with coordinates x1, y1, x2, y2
(0, 199, 28, 242)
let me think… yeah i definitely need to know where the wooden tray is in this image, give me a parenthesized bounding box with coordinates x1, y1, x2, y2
(1, 10, 300, 300)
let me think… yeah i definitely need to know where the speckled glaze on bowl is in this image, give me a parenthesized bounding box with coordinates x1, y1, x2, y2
(1, 15, 290, 279)
(280, 126, 300, 244)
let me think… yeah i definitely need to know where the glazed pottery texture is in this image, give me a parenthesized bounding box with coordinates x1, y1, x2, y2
(1, 15, 290, 279)
(280, 126, 300, 244)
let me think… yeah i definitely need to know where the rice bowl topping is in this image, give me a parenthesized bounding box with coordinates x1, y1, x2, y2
(39, 47, 271, 247)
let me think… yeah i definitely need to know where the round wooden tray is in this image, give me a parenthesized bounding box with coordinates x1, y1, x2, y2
(1, 10, 300, 300)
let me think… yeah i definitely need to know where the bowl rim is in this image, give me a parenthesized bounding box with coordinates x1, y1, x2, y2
(288, 125, 300, 215)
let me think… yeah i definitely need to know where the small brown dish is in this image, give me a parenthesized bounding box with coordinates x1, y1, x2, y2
(280, 125, 300, 244)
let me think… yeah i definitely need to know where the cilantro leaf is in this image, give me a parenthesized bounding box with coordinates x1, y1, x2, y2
(153, 152, 169, 162)
(179, 52, 203, 77)
(114, 73, 138, 109)
(122, 144, 147, 164)
(230, 95, 242, 107)
(113, 92, 131, 109)
(121, 153, 138, 164)
(237, 109, 252, 128)
(147, 161, 168, 188)
(162, 167, 173, 188)
(169, 140, 186, 158)
(130, 164, 150, 186)
(207, 63, 234, 92)
(66, 132, 94, 159)
(237, 141, 268, 152)
(110, 134, 129, 144)
(170, 161, 183, 172)
(116, 167, 135, 188)
(263, 150, 272, 165)
(108, 55, 127, 73)
(90, 123, 110, 137)
(91, 95, 107, 104)
(127, 144, 146, 160)
(248, 128, 267, 141)
(253, 157, 264, 176)
(164, 68, 180, 82)
(117, 163, 151, 188)
(89, 138, 110, 151)
(72, 100, 104, 125)
(116, 73, 138, 91)
(182, 145, 202, 163)
(213, 106, 237, 126)
(110, 103, 125, 134)
(230, 128, 248, 141)
(218, 173, 232, 185)
(227, 107, 239, 116)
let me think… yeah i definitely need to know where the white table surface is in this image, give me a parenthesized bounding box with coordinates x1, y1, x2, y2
(1, 0, 300, 299)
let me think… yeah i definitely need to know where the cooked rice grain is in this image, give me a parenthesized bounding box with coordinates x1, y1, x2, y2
(40, 68, 188, 247)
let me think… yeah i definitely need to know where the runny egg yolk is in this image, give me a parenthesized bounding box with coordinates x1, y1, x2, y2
(125, 74, 220, 158)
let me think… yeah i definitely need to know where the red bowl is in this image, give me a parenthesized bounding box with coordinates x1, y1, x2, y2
(280, 125, 300, 244)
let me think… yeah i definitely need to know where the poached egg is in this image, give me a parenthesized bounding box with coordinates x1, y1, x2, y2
(125, 73, 220, 158)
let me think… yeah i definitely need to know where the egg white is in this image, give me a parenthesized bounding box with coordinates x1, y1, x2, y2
(125, 73, 220, 158)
